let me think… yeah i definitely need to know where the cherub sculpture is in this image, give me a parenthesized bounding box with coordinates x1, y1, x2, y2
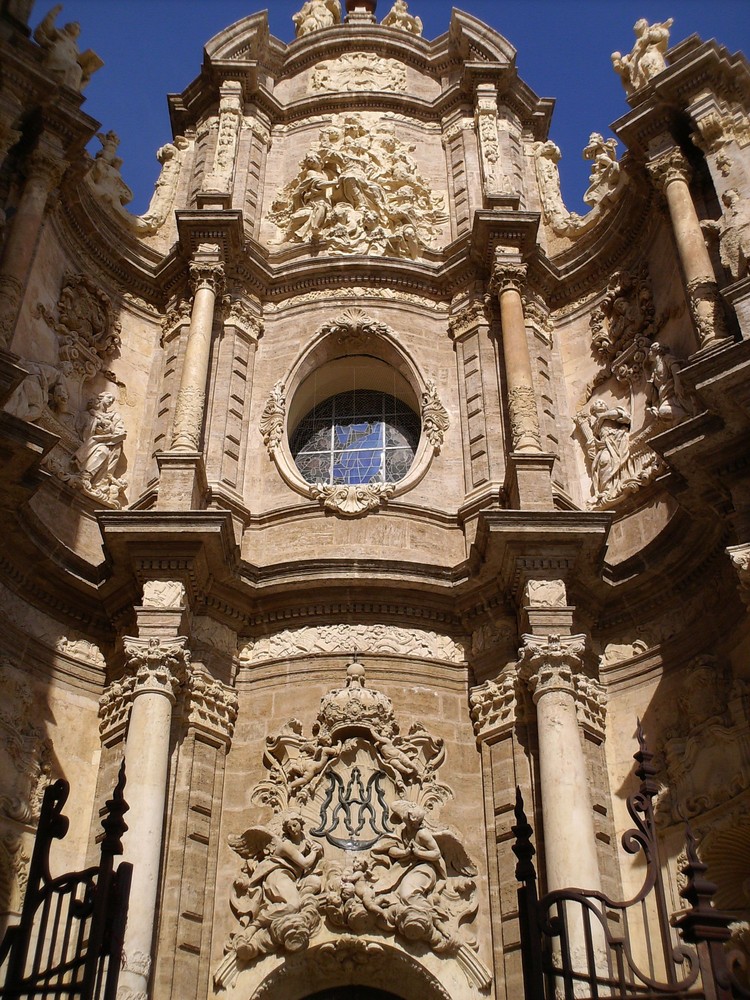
(33, 5, 102, 91)
(381, 0, 423, 36)
(292, 0, 341, 38)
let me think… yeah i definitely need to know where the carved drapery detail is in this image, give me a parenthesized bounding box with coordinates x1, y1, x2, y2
(185, 671, 238, 744)
(517, 633, 587, 702)
(259, 380, 286, 454)
(470, 669, 525, 741)
(123, 636, 190, 701)
(292, 0, 341, 37)
(214, 658, 490, 991)
(310, 481, 395, 516)
(611, 18, 673, 96)
(268, 113, 447, 258)
(139, 135, 190, 233)
(421, 380, 449, 450)
(312, 54, 406, 93)
(508, 386, 542, 452)
(381, 0, 422, 35)
(171, 386, 205, 452)
(239, 624, 465, 664)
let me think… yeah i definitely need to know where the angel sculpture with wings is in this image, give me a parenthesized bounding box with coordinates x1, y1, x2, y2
(227, 813, 324, 961)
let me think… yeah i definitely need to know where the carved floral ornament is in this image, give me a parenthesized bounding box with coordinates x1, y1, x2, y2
(259, 311, 449, 517)
(214, 658, 491, 992)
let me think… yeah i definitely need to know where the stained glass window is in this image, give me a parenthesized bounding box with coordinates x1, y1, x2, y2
(291, 390, 421, 486)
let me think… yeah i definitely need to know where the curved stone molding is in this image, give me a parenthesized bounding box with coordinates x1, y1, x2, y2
(312, 54, 407, 93)
(214, 658, 490, 991)
(239, 623, 466, 664)
(268, 113, 447, 258)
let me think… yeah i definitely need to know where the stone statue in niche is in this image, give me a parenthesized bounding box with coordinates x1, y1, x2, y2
(645, 341, 694, 427)
(702, 188, 750, 282)
(381, 0, 423, 36)
(69, 391, 127, 505)
(575, 399, 661, 509)
(269, 114, 448, 258)
(33, 4, 102, 91)
(214, 657, 491, 993)
(612, 18, 673, 96)
(292, 0, 341, 37)
(582, 133, 620, 208)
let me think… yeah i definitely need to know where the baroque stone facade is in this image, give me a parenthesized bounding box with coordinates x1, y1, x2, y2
(0, 4, 750, 1000)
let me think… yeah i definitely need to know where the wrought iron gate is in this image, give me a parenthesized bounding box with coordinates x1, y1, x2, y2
(513, 724, 750, 1000)
(0, 765, 132, 1000)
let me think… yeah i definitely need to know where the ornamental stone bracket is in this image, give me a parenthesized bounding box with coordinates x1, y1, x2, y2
(214, 657, 492, 993)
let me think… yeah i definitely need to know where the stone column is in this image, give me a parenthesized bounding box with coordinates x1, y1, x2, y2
(170, 246, 225, 452)
(118, 632, 189, 1000)
(0, 141, 65, 348)
(647, 147, 729, 349)
(490, 254, 542, 453)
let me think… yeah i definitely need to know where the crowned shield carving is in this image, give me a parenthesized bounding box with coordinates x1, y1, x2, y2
(215, 657, 491, 992)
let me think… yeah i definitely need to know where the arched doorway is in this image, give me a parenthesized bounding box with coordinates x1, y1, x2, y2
(304, 991, 405, 1000)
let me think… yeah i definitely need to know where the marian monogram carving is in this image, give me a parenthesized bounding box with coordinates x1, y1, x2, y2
(268, 114, 448, 258)
(215, 658, 490, 991)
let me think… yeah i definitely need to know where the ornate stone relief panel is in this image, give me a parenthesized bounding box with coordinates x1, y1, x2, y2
(573, 267, 696, 509)
(657, 656, 750, 823)
(214, 660, 491, 992)
(4, 274, 129, 507)
(312, 54, 407, 93)
(268, 113, 448, 258)
(239, 624, 466, 664)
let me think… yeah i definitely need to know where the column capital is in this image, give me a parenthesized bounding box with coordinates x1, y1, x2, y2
(123, 636, 190, 702)
(185, 670, 238, 746)
(490, 254, 527, 296)
(24, 148, 66, 190)
(189, 259, 225, 296)
(518, 632, 586, 702)
(646, 147, 691, 192)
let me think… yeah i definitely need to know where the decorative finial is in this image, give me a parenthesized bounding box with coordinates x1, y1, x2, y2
(345, 0, 377, 23)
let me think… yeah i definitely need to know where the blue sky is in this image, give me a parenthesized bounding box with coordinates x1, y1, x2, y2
(43, 0, 750, 213)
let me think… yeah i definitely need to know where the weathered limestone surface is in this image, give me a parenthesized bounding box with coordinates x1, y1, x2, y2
(0, 5, 749, 1000)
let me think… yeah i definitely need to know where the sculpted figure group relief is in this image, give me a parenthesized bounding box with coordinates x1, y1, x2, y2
(268, 114, 448, 258)
(215, 659, 490, 992)
(5, 274, 128, 507)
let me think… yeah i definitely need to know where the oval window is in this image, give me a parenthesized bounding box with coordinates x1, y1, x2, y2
(290, 389, 420, 486)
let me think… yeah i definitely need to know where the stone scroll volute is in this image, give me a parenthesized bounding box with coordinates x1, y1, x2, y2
(214, 658, 491, 993)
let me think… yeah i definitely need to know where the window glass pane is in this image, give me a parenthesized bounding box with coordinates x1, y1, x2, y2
(291, 390, 419, 487)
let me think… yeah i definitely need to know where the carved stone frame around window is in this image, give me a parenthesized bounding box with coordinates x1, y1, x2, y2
(259, 309, 449, 516)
